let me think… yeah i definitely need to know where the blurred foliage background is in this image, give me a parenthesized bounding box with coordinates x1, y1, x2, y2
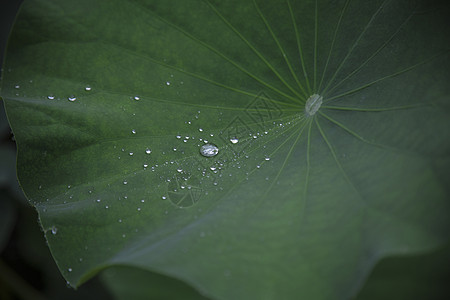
(0, 0, 449, 299)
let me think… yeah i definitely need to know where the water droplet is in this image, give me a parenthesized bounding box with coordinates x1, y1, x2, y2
(68, 268, 72, 272)
(210, 166, 217, 171)
(85, 86, 92, 91)
(131, 129, 136, 134)
(200, 144, 219, 157)
(199, 128, 203, 132)
(305, 94, 323, 116)
(230, 137, 239, 144)
(141, 199, 145, 203)
(133, 96, 140, 101)
(68, 96, 77, 102)
(14, 85, 20, 89)
(177, 168, 183, 173)
(47, 95, 55, 100)
(176, 135, 181, 139)
(96, 199, 101, 203)
(123, 181, 128, 185)
(51, 226, 58, 235)
(265, 156, 270, 161)
(166, 81, 171, 86)
(162, 196, 167, 200)
(143, 164, 148, 168)
(173, 148, 177, 152)
(145, 148, 152, 154)
(129, 152, 134, 156)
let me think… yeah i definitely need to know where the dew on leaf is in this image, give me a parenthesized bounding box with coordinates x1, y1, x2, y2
(85, 86, 91, 91)
(230, 137, 239, 144)
(68, 96, 77, 102)
(133, 96, 140, 101)
(51, 226, 58, 235)
(145, 148, 152, 154)
(200, 144, 219, 157)
(47, 95, 55, 100)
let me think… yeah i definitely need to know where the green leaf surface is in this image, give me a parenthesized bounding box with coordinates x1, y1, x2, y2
(1, 0, 450, 299)
(101, 266, 209, 300)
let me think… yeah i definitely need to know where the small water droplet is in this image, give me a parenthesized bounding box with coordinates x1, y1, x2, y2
(166, 81, 171, 86)
(199, 128, 203, 132)
(265, 156, 270, 161)
(123, 181, 128, 185)
(200, 144, 219, 157)
(68, 96, 77, 102)
(145, 148, 152, 154)
(143, 164, 148, 168)
(129, 152, 134, 156)
(210, 166, 217, 171)
(14, 85, 20, 89)
(162, 196, 167, 200)
(177, 168, 183, 173)
(51, 226, 58, 235)
(176, 135, 181, 139)
(68, 268, 72, 272)
(85, 86, 92, 91)
(133, 96, 140, 101)
(230, 137, 239, 144)
(131, 129, 137, 134)
(47, 95, 55, 100)
(96, 199, 101, 203)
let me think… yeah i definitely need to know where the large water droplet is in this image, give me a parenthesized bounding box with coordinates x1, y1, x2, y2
(200, 144, 219, 157)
